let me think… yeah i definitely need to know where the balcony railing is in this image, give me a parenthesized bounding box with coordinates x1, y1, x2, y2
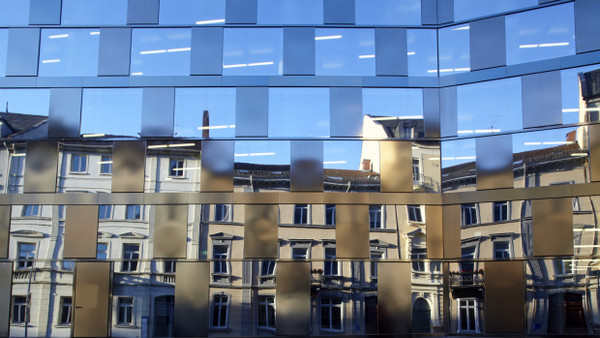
(449, 271, 484, 287)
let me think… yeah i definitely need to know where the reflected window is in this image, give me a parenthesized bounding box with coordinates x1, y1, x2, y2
(121, 244, 140, 272)
(407, 205, 423, 223)
(412, 159, 421, 184)
(324, 247, 340, 276)
(438, 25, 470, 75)
(370, 249, 384, 278)
(214, 204, 231, 222)
(131, 28, 192, 76)
(169, 158, 184, 177)
(294, 204, 309, 224)
(22, 205, 40, 217)
(258, 0, 322, 24)
(61, 0, 127, 25)
(506, 3, 575, 65)
(125, 205, 142, 220)
(407, 29, 438, 77)
(315, 28, 375, 76)
(223, 28, 283, 75)
(58, 297, 72, 325)
(369, 205, 383, 229)
(493, 241, 510, 259)
(461, 203, 478, 225)
(98, 205, 112, 220)
(62, 260, 74, 271)
(258, 295, 276, 329)
(174, 88, 236, 138)
(81, 88, 143, 137)
(97, 242, 108, 260)
(100, 156, 112, 174)
(260, 260, 276, 276)
(411, 247, 426, 272)
(213, 245, 229, 274)
(554, 258, 574, 275)
(39, 29, 100, 77)
(117, 297, 134, 325)
(17, 242, 35, 268)
(292, 247, 309, 260)
(493, 201, 509, 222)
(164, 260, 176, 274)
(325, 204, 336, 226)
(12, 296, 27, 323)
(159, 0, 225, 25)
(458, 298, 479, 332)
(460, 246, 476, 273)
(268, 88, 329, 138)
(356, 0, 420, 25)
(320, 297, 343, 331)
(212, 294, 229, 328)
(70, 154, 87, 173)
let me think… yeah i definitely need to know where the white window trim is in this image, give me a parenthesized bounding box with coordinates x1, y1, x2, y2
(461, 203, 479, 226)
(257, 294, 276, 330)
(492, 201, 510, 223)
(323, 247, 341, 277)
(98, 205, 113, 220)
(214, 204, 233, 223)
(125, 205, 143, 221)
(291, 245, 311, 260)
(293, 204, 311, 225)
(324, 204, 336, 226)
(168, 158, 186, 179)
(320, 296, 344, 332)
(121, 242, 141, 272)
(99, 155, 112, 175)
(16, 242, 37, 269)
(56, 296, 72, 326)
(260, 260, 277, 277)
(97, 242, 110, 260)
(492, 238, 512, 259)
(369, 248, 385, 279)
(210, 293, 230, 329)
(457, 298, 479, 333)
(212, 244, 230, 275)
(407, 205, 425, 223)
(369, 205, 385, 229)
(69, 154, 88, 174)
(115, 296, 135, 326)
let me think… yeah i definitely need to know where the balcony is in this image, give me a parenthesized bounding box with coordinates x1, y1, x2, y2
(449, 271, 484, 288)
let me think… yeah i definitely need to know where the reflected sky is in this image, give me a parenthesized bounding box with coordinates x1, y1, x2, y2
(0, 0, 29, 26)
(315, 28, 375, 76)
(268, 88, 329, 138)
(438, 24, 470, 75)
(61, 0, 127, 25)
(39, 29, 100, 77)
(453, 0, 537, 22)
(159, 0, 225, 25)
(0, 89, 50, 116)
(513, 127, 579, 154)
(0, 29, 6, 77)
(561, 64, 600, 125)
(323, 141, 363, 170)
(257, 0, 322, 25)
(174, 88, 236, 138)
(506, 3, 575, 65)
(223, 28, 283, 76)
(235, 141, 290, 165)
(80, 88, 143, 137)
(355, 0, 421, 26)
(407, 29, 438, 77)
(441, 138, 475, 168)
(131, 28, 191, 76)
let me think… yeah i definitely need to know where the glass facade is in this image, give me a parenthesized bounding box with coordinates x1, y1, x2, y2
(0, 0, 599, 337)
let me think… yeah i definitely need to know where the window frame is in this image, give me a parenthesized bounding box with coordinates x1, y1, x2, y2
(492, 201, 509, 222)
(58, 296, 72, 326)
(320, 296, 344, 332)
(98, 205, 112, 220)
(323, 247, 341, 277)
(260, 260, 276, 277)
(21, 205, 41, 217)
(211, 293, 230, 329)
(12, 295, 27, 324)
(117, 296, 134, 325)
(407, 205, 424, 223)
(325, 204, 336, 226)
(411, 247, 427, 272)
(214, 204, 232, 223)
(492, 239, 511, 259)
(125, 205, 142, 220)
(457, 298, 479, 333)
(168, 158, 185, 178)
(212, 244, 230, 275)
(461, 203, 478, 226)
(293, 204, 310, 225)
(100, 155, 112, 175)
(97, 242, 109, 260)
(17, 242, 36, 269)
(369, 248, 385, 279)
(121, 243, 140, 272)
(369, 205, 384, 229)
(257, 295, 276, 330)
(291, 246, 310, 260)
(69, 154, 88, 174)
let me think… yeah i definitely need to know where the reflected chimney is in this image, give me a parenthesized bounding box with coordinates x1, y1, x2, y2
(202, 110, 209, 138)
(361, 159, 372, 171)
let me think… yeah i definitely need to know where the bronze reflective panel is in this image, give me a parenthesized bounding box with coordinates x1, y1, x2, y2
(174, 262, 209, 337)
(276, 261, 311, 336)
(533, 198, 574, 256)
(380, 141, 413, 192)
(442, 204, 461, 259)
(244, 204, 278, 259)
(0, 262, 11, 338)
(485, 261, 525, 333)
(336, 204, 369, 259)
(201, 140, 234, 192)
(24, 142, 58, 193)
(0, 206, 9, 259)
(476, 134, 513, 190)
(426, 205, 443, 259)
(290, 141, 323, 192)
(64, 205, 98, 259)
(153, 205, 188, 258)
(378, 262, 411, 333)
(590, 123, 600, 182)
(73, 262, 111, 337)
(112, 141, 145, 193)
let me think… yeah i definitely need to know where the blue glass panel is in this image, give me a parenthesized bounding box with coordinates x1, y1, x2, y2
(506, 3, 575, 65)
(268, 88, 329, 138)
(315, 28, 375, 76)
(323, 141, 362, 171)
(234, 141, 290, 165)
(0, 29, 7, 77)
(39, 29, 100, 77)
(0, 0, 29, 25)
(223, 28, 283, 76)
(61, 0, 127, 25)
(438, 24, 470, 75)
(355, 0, 420, 26)
(457, 78, 522, 136)
(159, 0, 226, 25)
(454, 0, 537, 22)
(407, 29, 438, 77)
(174, 88, 236, 138)
(80, 88, 143, 137)
(561, 64, 599, 125)
(131, 29, 192, 76)
(441, 138, 475, 170)
(0, 89, 50, 116)
(362, 88, 424, 139)
(258, 0, 322, 24)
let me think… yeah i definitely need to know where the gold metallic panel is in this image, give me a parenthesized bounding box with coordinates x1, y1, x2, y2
(98, 192, 144, 205)
(200, 140, 234, 192)
(64, 205, 98, 259)
(73, 262, 111, 338)
(378, 262, 411, 334)
(484, 261, 525, 333)
(233, 192, 280, 204)
(533, 198, 574, 256)
(426, 205, 443, 259)
(24, 142, 58, 193)
(54, 193, 100, 205)
(276, 261, 311, 336)
(174, 262, 209, 337)
(380, 141, 413, 192)
(0, 262, 11, 338)
(112, 141, 146, 193)
(590, 124, 600, 182)
(336, 204, 369, 259)
(323, 192, 369, 204)
(153, 205, 188, 259)
(476, 135, 513, 190)
(290, 141, 323, 192)
(0, 206, 9, 259)
(244, 204, 278, 259)
(442, 205, 461, 259)
(278, 192, 324, 204)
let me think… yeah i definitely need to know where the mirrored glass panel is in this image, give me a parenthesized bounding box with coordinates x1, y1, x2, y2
(323, 140, 376, 192)
(441, 138, 476, 192)
(159, 0, 226, 25)
(0, 0, 30, 26)
(407, 29, 438, 77)
(145, 142, 201, 193)
(0, 89, 50, 118)
(268, 88, 329, 138)
(453, 0, 537, 22)
(315, 28, 375, 76)
(174, 88, 236, 138)
(131, 28, 192, 76)
(506, 3, 575, 65)
(57, 142, 113, 194)
(362, 88, 424, 139)
(438, 24, 470, 75)
(234, 141, 290, 192)
(561, 64, 600, 125)
(223, 28, 283, 76)
(257, 0, 322, 25)
(457, 77, 522, 136)
(0, 29, 7, 77)
(355, 0, 421, 26)
(61, 0, 127, 25)
(80, 88, 143, 138)
(39, 29, 100, 77)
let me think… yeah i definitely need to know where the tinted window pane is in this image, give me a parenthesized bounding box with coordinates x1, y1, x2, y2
(0, 89, 50, 116)
(506, 4, 575, 65)
(362, 88, 424, 139)
(257, 0, 322, 25)
(454, 0, 537, 22)
(355, 0, 420, 26)
(61, 0, 127, 25)
(159, 0, 225, 25)
(315, 28, 375, 76)
(0, 0, 30, 26)
(561, 64, 599, 125)
(174, 88, 236, 138)
(39, 29, 100, 77)
(131, 28, 192, 76)
(438, 24, 470, 74)
(457, 78, 522, 136)
(80, 88, 143, 137)
(407, 29, 437, 77)
(223, 28, 283, 75)
(268, 88, 329, 138)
